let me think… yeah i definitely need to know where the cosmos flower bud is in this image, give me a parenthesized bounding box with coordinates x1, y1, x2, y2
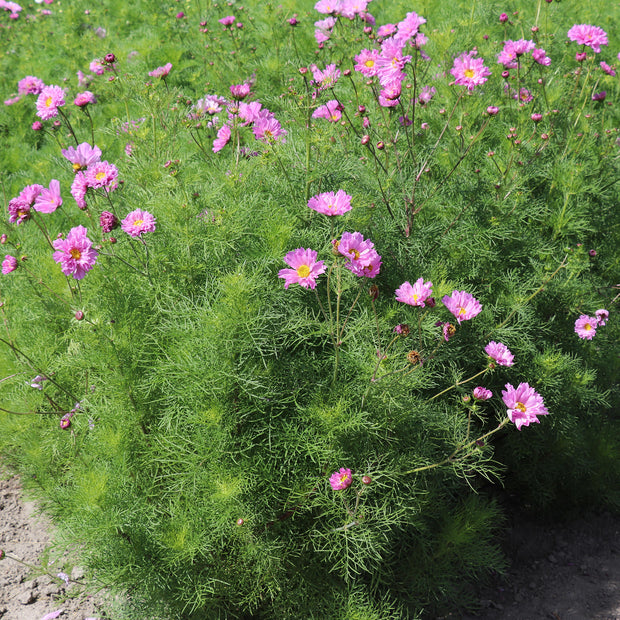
(75, 311, 84, 321)
(361, 134, 370, 145)
(104, 53, 116, 63)
(236, 518, 245, 526)
(376, 141, 385, 150)
(362, 475, 372, 485)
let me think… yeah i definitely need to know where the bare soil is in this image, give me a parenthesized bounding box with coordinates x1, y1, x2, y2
(1, 465, 619, 620)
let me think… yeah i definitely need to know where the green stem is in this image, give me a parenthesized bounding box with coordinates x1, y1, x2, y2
(427, 367, 489, 402)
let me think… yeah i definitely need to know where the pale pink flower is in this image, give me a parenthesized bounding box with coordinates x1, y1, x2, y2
(312, 63, 341, 90)
(473, 386, 492, 401)
(314, 16, 336, 45)
(339, 0, 368, 20)
(417, 85, 436, 105)
(33, 179, 62, 214)
(484, 341, 514, 366)
(450, 51, 491, 91)
(502, 382, 549, 430)
(148, 62, 172, 78)
(377, 24, 397, 38)
(354, 49, 379, 77)
(74, 91, 96, 107)
(394, 10, 426, 45)
(567, 24, 608, 54)
(230, 83, 251, 100)
(35, 85, 65, 120)
(308, 190, 352, 216)
(329, 467, 352, 490)
(62, 143, 102, 171)
(121, 209, 156, 237)
(85, 161, 118, 189)
(395, 278, 433, 307)
(17, 75, 44, 95)
(574, 314, 597, 339)
(238, 101, 263, 125)
(312, 99, 343, 122)
(89, 59, 106, 75)
(441, 290, 482, 323)
(278, 248, 326, 290)
(2, 255, 17, 274)
(595, 309, 609, 326)
(315, 0, 342, 15)
(212, 124, 231, 152)
(52, 225, 98, 280)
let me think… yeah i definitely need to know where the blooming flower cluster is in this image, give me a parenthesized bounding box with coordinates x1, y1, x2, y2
(574, 309, 609, 340)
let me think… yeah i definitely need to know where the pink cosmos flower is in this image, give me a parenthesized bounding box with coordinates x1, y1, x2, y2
(417, 85, 436, 105)
(33, 179, 62, 214)
(278, 248, 326, 290)
(85, 161, 118, 189)
(532, 48, 551, 66)
(148, 62, 172, 78)
(376, 39, 411, 86)
(484, 341, 514, 367)
(567, 24, 608, 54)
(595, 309, 609, 327)
(314, 17, 336, 45)
(473, 386, 492, 401)
(7, 184, 43, 225)
(574, 314, 597, 339)
(212, 124, 231, 153)
(339, 0, 368, 20)
(52, 225, 98, 280)
(600, 61, 616, 76)
(17, 75, 44, 95)
(329, 467, 352, 490)
(497, 40, 535, 68)
(335, 231, 381, 278)
(218, 15, 235, 26)
(308, 190, 352, 216)
(354, 49, 379, 77)
(441, 290, 482, 323)
(252, 115, 287, 143)
(74, 91, 96, 107)
(592, 91, 606, 102)
(35, 85, 65, 120)
(121, 209, 156, 237)
(450, 51, 492, 91)
(395, 278, 433, 307)
(71, 172, 89, 209)
(2, 255, 17, 274)
(238, 101, 263, 125)
(230, 83, 251, 100)
(315, 0, 342, 15)
(502, 382, 549, 430)
(89, 59, 106, 75)
(394, 10, 426, 45)
(312, 99, 343, 122)
(377, 24, 397, 38)
(312, 63, 341, 91)
(62, 143, 102, 171)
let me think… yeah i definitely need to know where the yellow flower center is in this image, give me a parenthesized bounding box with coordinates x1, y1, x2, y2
(133, 219, 144, 227)
(365, 59, 375, 68)
(45, 96, 53, 107)
(18, 208, 28, 217)
(296, 264, 310, 278)
(515, 402, 527, 413)
(584, 324, 592, 330)
(413, 294, 419, 302)
(330, 114, 339, 121)
(339, 473, 349, 483)
(70, 249, 81, 260)
(464, 68, 475, 78)
(458, 307, 467, 315)
(348, 249, 360, 260)
(95, 171, 106, 181)
(73, 163, 82, 172)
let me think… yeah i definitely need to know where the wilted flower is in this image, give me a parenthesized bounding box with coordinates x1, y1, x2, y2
(600, 61, 616, 76)
(329, 467, 353, 490)
(484, 341, 514, 366)
(442, 322, 456, 342)
(278, 248, 326, 290)
(121, 209, 156, 237)
(502, 382, 549, 430)
(595, 309, 609, 326)
(574, 314, 598, 339)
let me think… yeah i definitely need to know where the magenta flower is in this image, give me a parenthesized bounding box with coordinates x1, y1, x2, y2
(394, 10, 426, 45)
(335, 231, 381, 278)
(71, 172, 89, 209)
(33, 179, 62, 214)
(62, 143, 102, 171)
(450, 51, 491, 90)
(8, 184, 43, 225)
(308, 190, 352, 216)
(484, 341, 514, 367)
(121, 209, 156, 237)
(567, 24, 608, 54)
(252, 115, 287, 143)
(312, 99, 343, 122)
(85, 161, 118, 189)
(100, 210, 119, 233)
(574, 315, 597, 339)
(376, 39, 411, 86)
(497, 39, 535, 68)
(395, 278, 433, 307)
(417, 85, 436, 105)
(473, 386, 492, 401)
(35, 85, 65, 120)
(532, 48, 551, 66)
(230, 83, 251, 100)
(18, 75, 44, 95)
(595, 309, 609, 327)
(218, 15, 236, 26)
(74, 91, 96, 107)
(148, 62, 172, 78)
(52, 225, 98, 280)
(329, 467, 353, 490)
(592, 91, 606, 102)
(442, 290, 482, 323)
(212, 124, 231, 153)
(312, 63, 341, 90)
(238, 101, 262, 124)
(278, 248, 326, 290)
(502, 382, 549, 430)
(354, 49, 379, 77)
(2, 255, 17, 274)
(600, 61, 616, 76)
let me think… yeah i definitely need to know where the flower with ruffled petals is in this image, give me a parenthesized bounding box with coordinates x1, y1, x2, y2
(278, 248, 326, 290)
(212, 124, 231, 152)
(121, 209, 156, 237)
(230, 83, 251, 100)
(70, 172, 89, 209)
(312, 63, 341, 90)
(532, 48, 551, 66)
(442, 290, 482, 323)
(62, 143, 102, 172)
(2, 255, 17, 274)
(329, 467, 352, 490)
(18, 76, 44, 95)
(484, 341, 514, 366)
(52, 225, 98, 280)
(252, 115, 287, 143)
(8, 184, 43, 225)
(312, 99, 343, 122)
(148, 62, 172, 78)
(395, 278, 433, 307)
(85, 161, 118, 189)
(354, 49, 379, 77)
(335, 231, 381, 278)
(473, 386, 492, 401)
(442, 322, 456, 341)
(595, 309, 609, 327)
(574, 314, 597, 339)
(567, 24, 608, 54)
(308, 190, 352, 216)
(502, 382, 548, 430)
(450, 51, 491, 90)
(600, 61, 616, 76)
(74, 91, 96, 107)
(218, 15, 235, 26)
(315, 0, 342, 15)
(35, 85, 65, 120)
(33, 179, 62, 214)
(100, 211, 119, 233)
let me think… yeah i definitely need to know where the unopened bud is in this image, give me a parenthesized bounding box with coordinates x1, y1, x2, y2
(104, 53, 116, 63)
(236, 518, 245, 526)
(361, 134, 370, 145)
(369, 284, 379, 300)
(376, 141, 385, 150)
(362, 475, 372, 485)
(75, 311, 84, 321)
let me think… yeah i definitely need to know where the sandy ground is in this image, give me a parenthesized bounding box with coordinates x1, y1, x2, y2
(1, 466, 619, 620)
